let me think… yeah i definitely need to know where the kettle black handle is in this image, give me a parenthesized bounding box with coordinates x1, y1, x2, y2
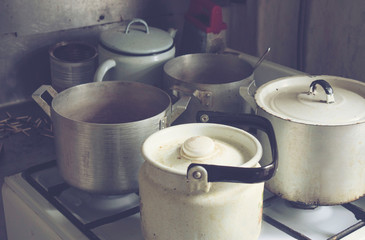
(187, 111, 278, 183)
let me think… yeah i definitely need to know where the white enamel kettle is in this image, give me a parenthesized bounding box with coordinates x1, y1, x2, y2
(94, 18, 176, 87)
(139, 112, 278, 240)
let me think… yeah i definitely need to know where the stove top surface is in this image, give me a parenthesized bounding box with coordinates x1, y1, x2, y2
(13, 160, 365, 240)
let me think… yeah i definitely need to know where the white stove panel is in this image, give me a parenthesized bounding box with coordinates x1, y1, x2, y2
(263, 197, 360, 239)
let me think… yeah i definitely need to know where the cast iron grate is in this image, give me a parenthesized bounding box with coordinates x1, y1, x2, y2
(22, 160, 140, 240)
(22, 160, 365, 240)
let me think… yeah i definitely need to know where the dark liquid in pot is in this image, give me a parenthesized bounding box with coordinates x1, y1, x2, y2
(68, 102, 164, 124)
(53, 82, 170, 124)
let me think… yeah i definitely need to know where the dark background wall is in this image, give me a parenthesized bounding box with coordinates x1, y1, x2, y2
(228, 0, 365, 82)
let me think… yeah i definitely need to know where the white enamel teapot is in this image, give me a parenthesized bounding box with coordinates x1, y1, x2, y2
(94, 18, 176, 87)
(139, 112, 278, 240)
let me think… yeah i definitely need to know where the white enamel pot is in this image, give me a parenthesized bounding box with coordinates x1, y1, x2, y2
(139, 115, 277, 240)
(94, 18, 176, 88)
(240, 75, 365, 206)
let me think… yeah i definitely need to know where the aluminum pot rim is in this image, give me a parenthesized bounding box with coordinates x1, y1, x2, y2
(163, 53, 254, 85)
(50, 81, 172, 127)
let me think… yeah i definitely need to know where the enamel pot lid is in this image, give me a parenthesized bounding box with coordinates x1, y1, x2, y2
(255, 75, 365, 126)
(99, 18, 174, 55)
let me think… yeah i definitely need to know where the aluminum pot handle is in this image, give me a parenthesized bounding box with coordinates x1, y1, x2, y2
(171, 85, 212, 107)
(308, 79, 335, 104)
(32, 85, 58, 117)
(187, 111, 278, 184)
(239, 80, 258, 112)
(159, 95, 192, 129)
(170, 96, 192, 123)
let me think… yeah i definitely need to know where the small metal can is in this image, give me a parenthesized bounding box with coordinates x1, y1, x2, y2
(49, 41, 98, 92)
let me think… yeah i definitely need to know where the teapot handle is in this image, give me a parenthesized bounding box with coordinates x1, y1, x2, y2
(93, 59, 116, 82)
(187, 111, 278, 183)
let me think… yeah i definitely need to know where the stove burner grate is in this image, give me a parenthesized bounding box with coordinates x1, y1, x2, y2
(21, 161, 365, 240)
(22, 160, 140, 240)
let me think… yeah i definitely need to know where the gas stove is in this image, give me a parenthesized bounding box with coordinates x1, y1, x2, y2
(3, 52, 365, 240)
(3, 160, 365, 240)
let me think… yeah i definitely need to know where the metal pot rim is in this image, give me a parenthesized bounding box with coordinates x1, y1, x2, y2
(163, 53, 254, 85)
(51, 81, 172, 126)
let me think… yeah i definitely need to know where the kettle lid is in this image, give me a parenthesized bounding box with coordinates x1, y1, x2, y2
(99, 18, 174, 55)
(141, 123, 262, 175)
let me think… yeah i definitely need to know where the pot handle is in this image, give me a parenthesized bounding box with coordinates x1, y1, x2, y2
(125, 18, 150, 34)
(308, 79, 335, 104)
(187, 111, 278, 183)
(170, 96, 192, 124)
(32, 85, 58, 117)
(93, 59, 117, 82)
(159, 96, 192, 129)
(171, 85, 212, 107)
(239, 80, 258, 112)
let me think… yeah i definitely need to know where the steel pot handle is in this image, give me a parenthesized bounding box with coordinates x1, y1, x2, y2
(171, 85, 213, 107)
(187, 111, 278, 183)
(308, 79, 335, 104)
(125, 18, 150, 34)
(239, 80, 258, 112)
(159, 95, 192, 129)
(32, 85, 58, 117)
(170, 96, 192, 123)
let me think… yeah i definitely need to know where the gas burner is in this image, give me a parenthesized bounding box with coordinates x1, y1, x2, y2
(58, 187, 139, 212)
(22, 161, 140, 225)
(286, 200, 318, 210)
(263, 196, 360, 239)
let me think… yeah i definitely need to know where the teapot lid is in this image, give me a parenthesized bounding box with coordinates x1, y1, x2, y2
(99, 18, 174, 55)
(141, 123, 262, 175)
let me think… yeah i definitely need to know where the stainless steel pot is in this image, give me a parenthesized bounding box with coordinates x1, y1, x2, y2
(162, 53, 254, 124)
(32, 81, 190, 195)
(240, 75, 365, 206)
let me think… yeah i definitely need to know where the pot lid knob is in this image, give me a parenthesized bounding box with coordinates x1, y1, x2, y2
(181, 136, 215, 160)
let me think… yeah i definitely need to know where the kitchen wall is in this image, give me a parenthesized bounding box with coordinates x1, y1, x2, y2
(1, 0, 363, 108)
(229, 0, 365, 82)
(0, 0, 190, 107)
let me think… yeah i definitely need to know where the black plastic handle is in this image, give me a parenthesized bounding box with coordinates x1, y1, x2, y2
(187, 111, 278, 184)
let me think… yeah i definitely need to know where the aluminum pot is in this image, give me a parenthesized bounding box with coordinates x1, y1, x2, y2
(32, 81, 190, 195)
(162, 53, 254, 124)
(139, 113, 277, 240)
(94, 18, 176, 88)
(240, 75, 365, 206)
